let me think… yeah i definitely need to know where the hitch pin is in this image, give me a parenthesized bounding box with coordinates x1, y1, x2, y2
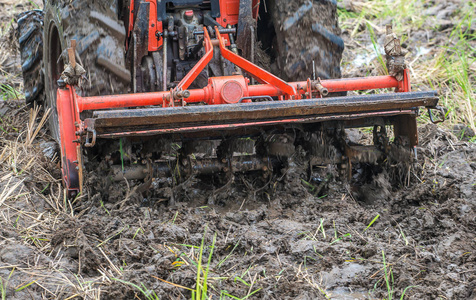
(312, 79, 329, 97)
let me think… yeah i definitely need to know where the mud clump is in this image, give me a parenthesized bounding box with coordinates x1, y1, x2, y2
(77, 123, 474, 299)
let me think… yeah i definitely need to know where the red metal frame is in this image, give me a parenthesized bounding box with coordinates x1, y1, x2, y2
(127, 0, 260, 51)
(57, 27, 415, 195)
(57, 86, 82, 197)
(128, 0, 163, 51)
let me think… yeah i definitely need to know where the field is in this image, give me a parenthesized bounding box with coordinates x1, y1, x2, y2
(0, 0, 475, 299)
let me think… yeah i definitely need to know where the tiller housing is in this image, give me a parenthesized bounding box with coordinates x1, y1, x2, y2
(57, 28, 439, 197)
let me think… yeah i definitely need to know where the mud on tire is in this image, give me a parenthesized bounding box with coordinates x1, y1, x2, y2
(17, 10, 45, 106)
(270, 0, 344, 81)
(43, 0, 130, 141)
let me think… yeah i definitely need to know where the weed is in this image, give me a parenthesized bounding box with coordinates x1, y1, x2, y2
(15, 280, 37, 292)
(0, 267, 15, 300)
(366, 22, 387, 75)
(97, 225, 128, 247)
(112, 278, 159, 300)
(133, 227, 144, 239)
(100, 199, 110, 215)
(217, 240, 240, 269)
(193, 229, 216, 300)
(378, 251, 415, 300)
(330, 233, 351, 245)
(364, 214, 380, 232)
(171, 211, 179, 224)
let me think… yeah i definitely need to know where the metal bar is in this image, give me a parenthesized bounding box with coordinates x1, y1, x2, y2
(91, 91, 437, 128)
(162, 29, 168, 91)
(193, 28, 236, 35)
(56, 86, 80, 196)
(95, 110, 416, 138)
(110, 155, 271, 181)
(78, 75, 403, 112)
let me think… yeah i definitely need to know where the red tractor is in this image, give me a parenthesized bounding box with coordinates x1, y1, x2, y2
(17, 0, 441, 199)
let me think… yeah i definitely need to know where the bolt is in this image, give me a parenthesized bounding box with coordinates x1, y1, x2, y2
(57, 78, 66, 88)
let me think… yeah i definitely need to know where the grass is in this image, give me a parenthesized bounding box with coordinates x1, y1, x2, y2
(364, 214, 380, 232)
(0, 84, 21, 100)
(0, 268, 15, 300)
(338, 0, 430, 35)
(112, 278, 160, 300)
(0, 0, 472, 299)
(338, 0, 476, 136)
(193, 227, 216, 300)
(380, 251, 415, 300)
(158, 229, 265, 299)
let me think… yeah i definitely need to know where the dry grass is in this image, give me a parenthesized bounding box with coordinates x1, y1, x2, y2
(0, 0, 474, 299)
(0, 104, 115, 298)
(339, 0, 476, 133)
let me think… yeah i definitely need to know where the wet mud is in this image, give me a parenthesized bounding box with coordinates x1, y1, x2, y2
(1, 0, 475, 299)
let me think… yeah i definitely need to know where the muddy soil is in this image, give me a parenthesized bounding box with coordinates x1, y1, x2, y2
(267, 0, 343, 81)
(1, 0, 475, 299)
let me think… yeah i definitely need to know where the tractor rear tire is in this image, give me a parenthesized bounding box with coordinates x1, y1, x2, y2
(17, 10, 45, 106)
(270, 0, 344, 81)
(43, 0, 130, 141)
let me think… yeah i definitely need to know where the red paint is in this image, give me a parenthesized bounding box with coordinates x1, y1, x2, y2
(145, 0, 163, 51)
(184, 10, 194, 18)
(56, 87, 80, 196)
(77, 75, 405, 111)
(128, 0, 163, 51)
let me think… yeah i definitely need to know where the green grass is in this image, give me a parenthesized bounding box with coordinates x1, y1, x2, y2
(112, 278, 159, 300)
(440, 12, 475, 130)
(338, 0, 476, 136)
(377, 251, 415, 300)
(338, 0, 429, 36)
(365, 21, 387, 74)
(0, 267, 15, 300)
(364, 214, 380, 232)
(0, 84, 21, 101)
(193, 228, 216, 300)
(162, 229, 264, 299)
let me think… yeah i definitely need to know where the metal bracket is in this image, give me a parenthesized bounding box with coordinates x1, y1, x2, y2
(239, 95, 273, 103)
(427, 105, 446, 124)
(84, 127, 97, 147)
